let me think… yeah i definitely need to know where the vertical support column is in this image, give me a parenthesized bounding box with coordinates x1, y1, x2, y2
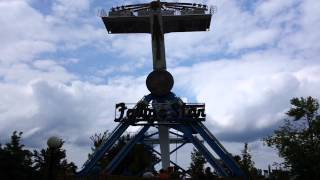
(159, 125, 170, 169)
(150, 13, 166, 70)
(150, 3, 170, 170)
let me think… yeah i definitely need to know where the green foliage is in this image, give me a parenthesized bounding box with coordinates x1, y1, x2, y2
(89, 130, 110, 168)
(238, 143, 259, 179)
(189, 148, 206, 179)
(241, 143, 254, 172)
(118, 141, 156, 175)
(0, 131, 36, 179)
(264, 96, 320, 179)
(89, 131, 158, 175)
(33, 141, 77, 179)
(90, 130, 109, 152)
(0, 131, 76, 179)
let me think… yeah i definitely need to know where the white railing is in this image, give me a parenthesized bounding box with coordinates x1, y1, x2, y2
(98, 6, 215, 17)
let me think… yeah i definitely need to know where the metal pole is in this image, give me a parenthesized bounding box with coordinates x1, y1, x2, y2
(48, 148, 54, 180)
(150, 5, 166, 70)
(159, 125, 170, 169)
(150, 2, 170, 169)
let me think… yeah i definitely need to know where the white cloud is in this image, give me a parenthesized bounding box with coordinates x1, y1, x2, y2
(277, 0, 320, 60)
(0, 1, 55, 63)
(0, 78, 148, 165)
(52, 0, 91, 19)
(0, 61, 76, 84)
(0, 0, 108, 64)
(173, 51, 320, 138)
(0, 77, 147, 135)
(110, 34, 150, 59)
(255, 0, 298, 19)
(0, 83, 36, 133)
(229, 28, 279, 50)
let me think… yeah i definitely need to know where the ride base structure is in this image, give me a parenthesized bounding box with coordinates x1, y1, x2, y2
(77, 1, 247, 179)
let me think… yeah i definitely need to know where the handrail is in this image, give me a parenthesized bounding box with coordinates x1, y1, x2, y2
(98, 1, 214, 18)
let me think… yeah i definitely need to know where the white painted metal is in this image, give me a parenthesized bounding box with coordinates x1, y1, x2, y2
(159, 125, 170, 169)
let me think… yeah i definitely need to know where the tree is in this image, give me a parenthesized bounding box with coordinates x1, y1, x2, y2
(264, 96, 320, 179)
(33, 140, 77, 179)
(89, 131, 158, 175)
(0, 131, 76, 179)
(239, 143, 258, 179)
(88, 130, 110, 168)
(189, 148, 206, 180)
(0, 131, 36, 179)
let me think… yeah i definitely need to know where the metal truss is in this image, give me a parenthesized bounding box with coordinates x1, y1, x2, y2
(77, 94, 247, 179)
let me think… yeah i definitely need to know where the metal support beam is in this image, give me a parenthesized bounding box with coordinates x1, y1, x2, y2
(77, 122, 130, 176)
(144, 131, 159, 138)
(144, 143, 187, 175)
(170, 141, 187, 155)
(159, 125, 170, 169)
(169, 130, 184, 138)
(189, 135, 228, 176)
(144, 137, 186, 144)
(106, 125, 151, 174)
(169, 160, 188, 174)
(172, 124, 228, 176)
(148, 146, 161, 156)
(190, 122, 246, 178)
(150, 6, 166, 70)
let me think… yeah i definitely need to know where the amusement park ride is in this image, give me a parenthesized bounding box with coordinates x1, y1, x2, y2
(77, 1, 247, 179)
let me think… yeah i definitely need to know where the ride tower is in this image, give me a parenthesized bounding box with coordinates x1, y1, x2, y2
(77, 1, 246, 179)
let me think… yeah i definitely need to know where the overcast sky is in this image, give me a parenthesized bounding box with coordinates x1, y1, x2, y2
(1, 0, 320, 171)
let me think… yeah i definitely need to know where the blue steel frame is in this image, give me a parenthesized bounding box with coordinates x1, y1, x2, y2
(76, 93, 247, 180)
(145, 144, 189, 175)
(105, 125, 151, 173)
(77, 122, 130, 176)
